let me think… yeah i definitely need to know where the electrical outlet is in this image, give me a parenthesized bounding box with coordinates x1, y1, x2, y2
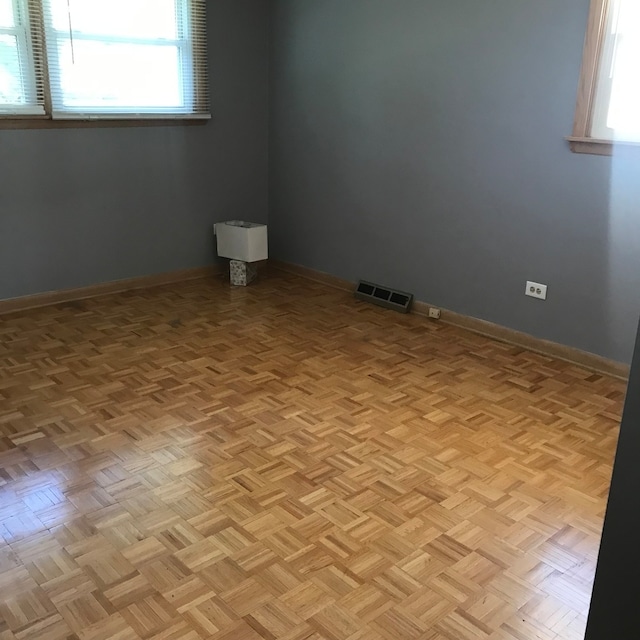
(525, 281, 548, 300)
(428, 307, 441, 319)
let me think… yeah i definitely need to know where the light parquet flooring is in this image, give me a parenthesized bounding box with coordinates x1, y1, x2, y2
(0, 271, 625, 640)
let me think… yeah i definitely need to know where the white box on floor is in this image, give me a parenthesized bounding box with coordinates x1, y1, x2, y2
(215, 221, 268, 263)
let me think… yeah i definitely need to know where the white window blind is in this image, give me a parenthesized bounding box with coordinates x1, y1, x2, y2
(0, 0, 45, 115)
(592, 0, 640, 142)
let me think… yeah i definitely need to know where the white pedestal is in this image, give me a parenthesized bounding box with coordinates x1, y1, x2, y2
(230, 260, 258, 286)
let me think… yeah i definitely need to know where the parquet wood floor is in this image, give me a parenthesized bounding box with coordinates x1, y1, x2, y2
(0, 271, 625, 640)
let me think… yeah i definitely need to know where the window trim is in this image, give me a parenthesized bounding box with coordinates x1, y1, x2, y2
(569, 0, 640, 155)
(0, 0, 209, 129)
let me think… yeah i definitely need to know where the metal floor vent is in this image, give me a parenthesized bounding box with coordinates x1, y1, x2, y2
(354, 280, 413, 314)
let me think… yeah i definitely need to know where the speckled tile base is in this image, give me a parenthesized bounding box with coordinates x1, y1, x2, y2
(230, 259, 258, 286)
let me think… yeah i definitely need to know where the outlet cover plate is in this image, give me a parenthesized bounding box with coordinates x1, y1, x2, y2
(526, 281, 548, 300)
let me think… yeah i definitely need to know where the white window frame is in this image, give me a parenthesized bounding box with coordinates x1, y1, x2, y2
(569, 0, 640, 155)
(0, 0, 209, 125)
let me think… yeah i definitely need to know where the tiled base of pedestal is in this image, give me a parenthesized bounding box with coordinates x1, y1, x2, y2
(230, 260, 258, 286)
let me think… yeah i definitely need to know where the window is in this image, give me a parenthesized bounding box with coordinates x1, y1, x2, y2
(0, 0, 43, 115)
(570, 0, 640, 154)
(0, 0, 209, 122)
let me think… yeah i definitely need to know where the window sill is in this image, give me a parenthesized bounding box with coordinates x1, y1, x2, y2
(566, 136, 640, 156)
(0, 117, 210, 130)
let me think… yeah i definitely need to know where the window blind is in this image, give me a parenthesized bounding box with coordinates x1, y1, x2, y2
(41, 0, 209, 119)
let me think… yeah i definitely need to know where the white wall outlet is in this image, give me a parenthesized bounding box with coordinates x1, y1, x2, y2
(428, 307, 441, 319)
(525, 281, 548, 300)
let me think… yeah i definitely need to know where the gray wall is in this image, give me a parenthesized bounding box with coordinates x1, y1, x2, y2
(0, 0, 270, 300)
(270, 0, 640, 363)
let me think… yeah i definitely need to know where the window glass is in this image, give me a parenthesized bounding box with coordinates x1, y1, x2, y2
(54, 40, 182, 109)
(605, 0, 640, 139)
(0, 34, 23, 105)
(0, 0, 15, 29)
(47, 0, 179, 40)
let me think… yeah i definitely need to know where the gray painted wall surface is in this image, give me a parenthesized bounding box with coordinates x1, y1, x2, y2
(270, 0, 640, 362)
(0, 0, 269, 300)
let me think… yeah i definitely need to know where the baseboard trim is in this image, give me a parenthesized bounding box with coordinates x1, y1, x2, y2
(0, 265, 222, 315)
(413, 301, 629, 380)
(269, 260, 353, 292)
(270, 260, 630, 380)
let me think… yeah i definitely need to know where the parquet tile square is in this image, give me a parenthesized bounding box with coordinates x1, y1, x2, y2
(0, 271, 625, 640)
(0, 586, 57, 631)
(12, 614, 74, 640)
(403, 587, 457, 626)
(40, 569, 98, 608)
(248, 599, 305, 637)
(57, 593, 111, 633)
(464, 592, 514, 628)
(220, 577, 273, 617)
(160, 576, 214, 614)
(212, 620, 265, 640)
(279, 580, 334, 620)
(374, 566, 423, 601)
(435, 608, 493, 640)
(76, 612, 139, 640)
(372, 605, 428, 640)
(231, 542, 277, 573)
(339, 584, 394, 622)
(76, 551, 137, 589)
(25, 549, 79, 585)
(398, 550, 446, 584)
(121, 536, 169, 567)
(146, 620, 200, 640)
(103, 572, 155, 610)
(255, 562, 304, 598)
(0, 566, 37, 600)
(309, 603, 363, 640)
(173, 536, 225, 572)
(0, 548, 20, 574)
(121, 594, 180, 638)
